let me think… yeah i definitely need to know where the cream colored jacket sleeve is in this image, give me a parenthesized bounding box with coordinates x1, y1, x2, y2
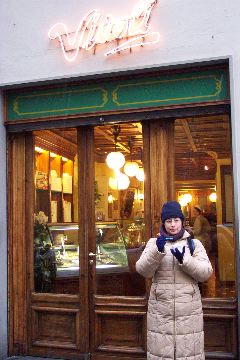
(180, 239, 213, 282)
(135, 238, 165, 278)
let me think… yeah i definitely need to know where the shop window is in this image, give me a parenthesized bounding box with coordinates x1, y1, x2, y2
(94, 123, 146, 296)
(175, 115, 236, 298)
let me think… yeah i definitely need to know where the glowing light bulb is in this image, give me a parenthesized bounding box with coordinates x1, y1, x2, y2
(108, 194, 113, 203)
(124, 161, 139, 177)
(35, 146, 44, 153)
(209, 192, 217, 202)
(179, 196, 188, 207)
(106, 152, 125, 170)
(136, 168, 145, 182)
(183, 193, 192, 204)
(109, 172, 130, 190)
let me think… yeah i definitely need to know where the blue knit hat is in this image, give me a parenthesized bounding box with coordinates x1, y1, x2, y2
(161, 201, 184, 223)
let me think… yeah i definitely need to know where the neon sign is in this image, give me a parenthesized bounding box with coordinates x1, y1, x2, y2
(48, 0, 160, 62)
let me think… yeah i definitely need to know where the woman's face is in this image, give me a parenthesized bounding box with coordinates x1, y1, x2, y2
(193, 208, 200, 217)
(164, 218, 182, 235)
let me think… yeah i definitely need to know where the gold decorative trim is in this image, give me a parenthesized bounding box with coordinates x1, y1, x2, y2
(13, 99, 19, 114)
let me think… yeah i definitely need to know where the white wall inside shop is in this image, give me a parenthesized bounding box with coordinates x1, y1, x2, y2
(0, 0, 240, 85)
(0, 92, 8, 359)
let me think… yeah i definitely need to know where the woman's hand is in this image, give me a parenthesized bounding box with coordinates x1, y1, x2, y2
(156, 235, 167, 253)
(171, 246, 185, 264)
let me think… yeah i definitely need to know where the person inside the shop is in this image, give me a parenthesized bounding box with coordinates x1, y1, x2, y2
(191, 204, 212, 254)
(136, 201, 213, 360)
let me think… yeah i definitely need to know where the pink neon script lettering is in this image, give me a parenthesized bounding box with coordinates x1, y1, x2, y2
(48, 0, 160, 62)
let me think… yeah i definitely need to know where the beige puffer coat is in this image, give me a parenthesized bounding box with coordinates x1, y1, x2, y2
(136, 230, 213, 360)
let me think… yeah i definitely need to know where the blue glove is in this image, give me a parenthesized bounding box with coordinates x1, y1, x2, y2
(171, 246, 185, 264)
(156, 235, 167, 253)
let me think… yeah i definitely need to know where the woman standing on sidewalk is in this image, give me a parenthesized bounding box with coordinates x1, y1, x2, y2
(136, 201, 213, 360)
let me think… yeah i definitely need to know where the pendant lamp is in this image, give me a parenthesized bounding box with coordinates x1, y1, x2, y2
(106, 151, 125, 170)
(136, 167, 145, 182)
(124, 161, 139, 177)
(109, 172, 130, 190)
(123, 136, 139, 177)
(209, 192, 217, 202)
(106, 125, 125, 170)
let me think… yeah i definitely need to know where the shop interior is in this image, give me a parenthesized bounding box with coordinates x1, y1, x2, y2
(33, 114, 235, 298)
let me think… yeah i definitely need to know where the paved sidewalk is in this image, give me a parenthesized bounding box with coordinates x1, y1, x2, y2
(7, 357, 64, 360)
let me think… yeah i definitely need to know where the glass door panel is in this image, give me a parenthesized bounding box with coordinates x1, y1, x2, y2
(94, 123, 146, 296)
(174, 115, 236, 298)
(33, 128, 79, 294)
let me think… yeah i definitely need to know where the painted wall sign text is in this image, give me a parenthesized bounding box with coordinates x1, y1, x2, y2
(48, 0, 160, 62)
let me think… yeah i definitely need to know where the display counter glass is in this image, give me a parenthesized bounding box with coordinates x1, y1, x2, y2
(34, 221, 147, 295)
(48, 222, 129, 278)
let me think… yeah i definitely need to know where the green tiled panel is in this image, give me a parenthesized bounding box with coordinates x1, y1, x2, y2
(6, 69, 229, 122)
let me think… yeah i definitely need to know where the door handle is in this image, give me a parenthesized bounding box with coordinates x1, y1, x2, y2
(88, 252, 103, 257)
(88, 252, 103, 264)
(88, 252, 95, 265)
(89, 252, 96, 257)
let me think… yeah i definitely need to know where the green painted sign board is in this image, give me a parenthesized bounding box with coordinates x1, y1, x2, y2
(6, 69, 229, 123)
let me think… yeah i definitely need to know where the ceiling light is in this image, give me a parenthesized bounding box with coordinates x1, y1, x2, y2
(124, 161, 139, 177)
(183, 193, 192, 203)
(204, 165, 209, 171)
(106, 125, 126, 170)
(179, 197, 188, 207)
(178, 193, 192, 207)
(35, 146, 44, 153)
(136, 168, 145, 182)
(109, 172, 130, 190)
(108, 193, 114, 203)
(123, 136, 139, 177)
(106, 151, 125, 170)
(209, 192, 217, 202)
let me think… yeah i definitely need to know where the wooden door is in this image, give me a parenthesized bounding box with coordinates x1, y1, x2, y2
(8, 129, 93, 359)
(88, 120, 175, 360)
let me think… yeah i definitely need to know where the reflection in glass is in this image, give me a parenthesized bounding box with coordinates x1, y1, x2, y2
(175, 115, 236, 298)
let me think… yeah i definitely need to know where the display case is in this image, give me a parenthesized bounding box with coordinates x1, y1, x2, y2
(34, 221, 146, 295)
(48, 221, 129, 278)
